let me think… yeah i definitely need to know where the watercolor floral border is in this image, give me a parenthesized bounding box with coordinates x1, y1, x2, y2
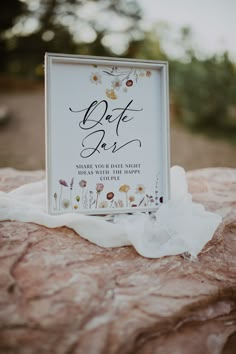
(53, 175, 162, 212)
(90, 65, 152, 100)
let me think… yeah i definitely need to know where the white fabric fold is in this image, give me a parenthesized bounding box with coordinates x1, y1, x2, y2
(0, 166, 222, 258)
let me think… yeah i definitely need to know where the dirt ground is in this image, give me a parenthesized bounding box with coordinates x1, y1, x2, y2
(0, 88, 235, 171)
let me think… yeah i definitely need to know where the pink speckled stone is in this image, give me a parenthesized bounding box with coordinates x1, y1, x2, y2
(0, 168, 236, 354)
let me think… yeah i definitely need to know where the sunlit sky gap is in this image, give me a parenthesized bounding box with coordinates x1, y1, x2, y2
(138, 0, 236, 60)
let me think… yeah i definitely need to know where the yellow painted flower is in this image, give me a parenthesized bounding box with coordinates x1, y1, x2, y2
(74, 205, 78, 209)
(119, 184, 130, 193)
(136, 184, 145, 194)
(106, 89, 117, 100)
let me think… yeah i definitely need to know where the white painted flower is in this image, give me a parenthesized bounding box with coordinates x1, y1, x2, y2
(116, 199, 124, 208)
(114, 199, 124, 208)
(61, 199, 70, 209)
(136, 184, 145, 194)
(99, 200, 108, 208)
(112, 77, 122, 90)
(90, 72, 101, 84)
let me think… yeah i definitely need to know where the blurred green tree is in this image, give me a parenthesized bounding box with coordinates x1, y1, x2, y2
(169, 31, 236, 139)
(125, 28, 167, 60)
(0, 0, 25, 31)
(0, 0, 143, 77)
(0, 0, 26, 72)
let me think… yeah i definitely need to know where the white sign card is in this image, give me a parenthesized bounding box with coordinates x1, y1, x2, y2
(45, 53, 170, 215)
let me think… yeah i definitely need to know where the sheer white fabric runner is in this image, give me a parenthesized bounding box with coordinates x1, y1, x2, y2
(0, 166, 222, 258)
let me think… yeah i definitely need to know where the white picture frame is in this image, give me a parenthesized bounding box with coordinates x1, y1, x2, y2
(45, 53, 170, 215)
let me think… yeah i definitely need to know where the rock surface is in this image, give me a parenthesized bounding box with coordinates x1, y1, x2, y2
(0, 167, 236, 354)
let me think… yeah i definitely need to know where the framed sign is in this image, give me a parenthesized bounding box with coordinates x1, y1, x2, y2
(45, 53, 170, 215)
